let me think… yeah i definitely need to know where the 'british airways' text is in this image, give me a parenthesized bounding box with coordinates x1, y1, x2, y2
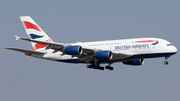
(115, 44, 149, 50)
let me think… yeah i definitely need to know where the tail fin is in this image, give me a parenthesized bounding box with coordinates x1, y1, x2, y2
(20, 16, 53, 50)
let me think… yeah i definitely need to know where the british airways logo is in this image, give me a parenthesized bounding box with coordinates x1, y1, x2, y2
(29, 34, 44, 39)
(136, 40, 159, 45)
(115, 44, 149, 50)
(115, 40, 159, 50)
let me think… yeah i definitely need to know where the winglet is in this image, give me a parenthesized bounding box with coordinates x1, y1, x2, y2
(15, 35, 20, 41)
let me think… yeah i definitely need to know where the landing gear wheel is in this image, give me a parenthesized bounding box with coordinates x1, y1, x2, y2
(86, 65, 94, 68)
(86, 64, 104, 70)
(109, 67, 114, 70)
(98, 67, 105, 70)
(105, 66, 114, 70)
(164, 61, 168, 65)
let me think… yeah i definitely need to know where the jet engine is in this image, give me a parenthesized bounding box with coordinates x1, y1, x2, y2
(65, 46, 83, 55)
(123, 59, 144, 65)
(95, 50, 113, 60)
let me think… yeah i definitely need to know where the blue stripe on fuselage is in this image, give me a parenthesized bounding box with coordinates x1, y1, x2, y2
(151, 42, 159, 45)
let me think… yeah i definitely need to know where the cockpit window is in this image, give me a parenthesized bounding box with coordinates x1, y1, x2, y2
(167, 44, 173, 46)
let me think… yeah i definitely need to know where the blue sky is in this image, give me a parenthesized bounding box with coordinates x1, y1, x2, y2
(0, 0, 180, 101)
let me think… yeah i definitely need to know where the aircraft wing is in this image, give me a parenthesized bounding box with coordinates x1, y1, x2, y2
(5, 47, 46, 54)
(16, 35, 65, 46)
(15, 35, 69, 51)
(74, 46, 134, 63)
(82, 46, 134, 57)
(76, 50, 134, 63)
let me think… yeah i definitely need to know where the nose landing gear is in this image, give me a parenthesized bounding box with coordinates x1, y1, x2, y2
(164, 61, 168, 65)
(164, 56, 169, 65)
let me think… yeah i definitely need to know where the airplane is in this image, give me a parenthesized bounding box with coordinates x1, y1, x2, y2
(5, 16, 177, 70)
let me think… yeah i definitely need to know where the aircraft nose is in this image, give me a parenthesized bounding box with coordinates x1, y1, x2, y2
(173, 46, 178, 53)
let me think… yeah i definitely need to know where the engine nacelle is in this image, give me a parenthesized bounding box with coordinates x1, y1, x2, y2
(65, 46, 83, 55)
(123, 59, 144, 66)
(95, 50, 113, 60)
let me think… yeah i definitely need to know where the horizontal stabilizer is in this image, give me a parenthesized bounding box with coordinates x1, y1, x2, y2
(5, 47, 46, 54)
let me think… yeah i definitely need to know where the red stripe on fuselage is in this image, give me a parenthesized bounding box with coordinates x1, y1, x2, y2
(23, 21, 41, 31)
(136, 40, 158, 42)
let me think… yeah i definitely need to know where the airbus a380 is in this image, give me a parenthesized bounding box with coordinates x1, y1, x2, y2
(6, 16, 177, 70)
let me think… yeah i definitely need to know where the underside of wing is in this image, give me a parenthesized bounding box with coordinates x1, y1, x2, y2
(77, 47, 134, 63)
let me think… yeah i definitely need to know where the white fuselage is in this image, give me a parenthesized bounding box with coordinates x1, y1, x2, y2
(32, 37, 177, 64)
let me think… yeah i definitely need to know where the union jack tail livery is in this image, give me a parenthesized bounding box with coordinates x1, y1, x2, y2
(20, 16, 53, 50)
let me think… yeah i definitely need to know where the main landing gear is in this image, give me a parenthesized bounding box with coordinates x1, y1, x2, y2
(164, 56, 169, 65)
(105, 63, 114, 70)
(86, 63, 114, 70)
(86, 64, 104, 70)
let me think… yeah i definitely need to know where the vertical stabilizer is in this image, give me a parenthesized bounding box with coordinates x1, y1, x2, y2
(20, 16, 53, 50)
